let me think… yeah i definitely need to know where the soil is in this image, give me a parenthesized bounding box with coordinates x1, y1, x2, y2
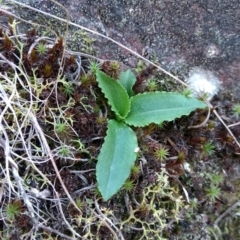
(1, 0, 240, 239)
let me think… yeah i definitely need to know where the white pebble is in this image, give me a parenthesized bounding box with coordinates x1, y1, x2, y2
(186, 67, 220, 100)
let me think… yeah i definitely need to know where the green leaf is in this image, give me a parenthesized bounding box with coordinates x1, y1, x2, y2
(125, 92, 207, 127)
(118, 70, 136, 97)
(96, 120, 138, 201)
(96, 70, 130, 120)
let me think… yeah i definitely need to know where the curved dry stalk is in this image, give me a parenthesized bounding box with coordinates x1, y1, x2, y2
(94, 199, 124, 240)
(38, 224, 76, 240)
(214, 200, 240, 225)
(213, 109, 240, 148)
(227, 121, 240, 128)
(188, 105, 211, 129)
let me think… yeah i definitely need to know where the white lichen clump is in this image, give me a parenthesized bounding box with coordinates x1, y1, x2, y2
(186, 67, 221, 100)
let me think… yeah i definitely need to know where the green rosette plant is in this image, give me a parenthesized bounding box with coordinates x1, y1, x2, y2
(95, 70, 206, 200)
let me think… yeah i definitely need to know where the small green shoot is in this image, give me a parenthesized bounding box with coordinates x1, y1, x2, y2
(88, 61, 101, 74)
(3, 201, 22, 222)
(58, 77, 74, 96)
(131, 165, 141, 176)
(202, 141, 215, 157)
(232, 103, 240, 118)
(189, 198, 198, 210)
(81, 74, 90, 85)
(75, 198, 84, 209)
(58, 146, 71, 158)
(147, 79, 158, 91)
(55, 121, 68, 134)
(135, 60, 145, 73)
(155, 122, 166, 130)
(123, 179, 135, 192)
(63, 82, 74, 96)
(209, 173, 223, 186)
(36, 42, 47, 55)
(205, 185, 221, 202)
(96, 116, 106, 125)
(110, 61, 120, 71)
(182, 88, 192, 97)
(154, 146, 169, 161)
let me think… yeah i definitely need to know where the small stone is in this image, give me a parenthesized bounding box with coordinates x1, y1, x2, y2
(186, 67, 221, 100)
